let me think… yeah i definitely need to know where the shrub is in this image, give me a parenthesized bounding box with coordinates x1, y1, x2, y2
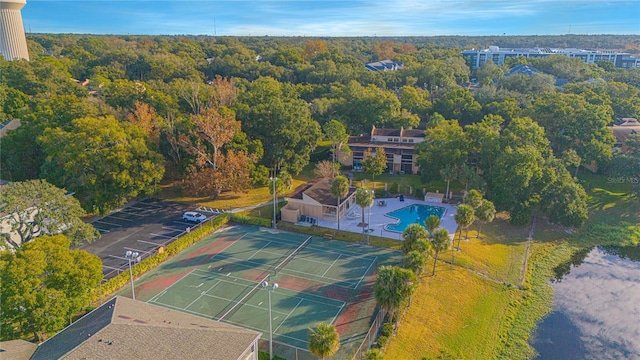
(376, 335, 389, 348)
(389, 182, 399, 194)
(365, 348, 384, 360)
(380, 322, 394, 337)
(230, 213, 271, 227)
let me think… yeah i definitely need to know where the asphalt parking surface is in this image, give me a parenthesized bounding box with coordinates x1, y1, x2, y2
(79, 198, 209, 280)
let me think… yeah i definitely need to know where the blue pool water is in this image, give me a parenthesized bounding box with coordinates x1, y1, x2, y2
(385, 204, 446, 233)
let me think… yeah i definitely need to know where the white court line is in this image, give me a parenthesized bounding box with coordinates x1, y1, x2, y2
(149, 290, 167, 303)
(150, 233, 174, 239)
(147, 268, 197, 303)
(184, 280, 222, 310)
(246, 241, 272, 260)
(243, 233, 378, 260)
(353, 256, 377, 290)
(200, 293, 290, 316)
(221, 317, 309, 345)
(94, 220, 122, 227)
(273, 298, 304, 334)
(206, 256, 358, 289)
(322, 254, 341, 277)
(330, 302, 346, 325)
(192, 269, 346, 307)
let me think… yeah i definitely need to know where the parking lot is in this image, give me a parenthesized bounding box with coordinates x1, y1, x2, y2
(79, 198, 211, 280)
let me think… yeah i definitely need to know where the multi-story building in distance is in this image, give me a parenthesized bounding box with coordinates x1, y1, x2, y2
(462, 46, 639, 70)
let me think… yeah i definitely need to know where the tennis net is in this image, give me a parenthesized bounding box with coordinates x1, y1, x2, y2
(218, 274, 269, 321)
(274, 236, 312, 273)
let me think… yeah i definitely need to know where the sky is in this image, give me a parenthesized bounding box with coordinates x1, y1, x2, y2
(20, 0, 640, 37)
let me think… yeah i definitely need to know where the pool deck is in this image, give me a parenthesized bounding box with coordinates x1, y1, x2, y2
(316, 197, 458, 241)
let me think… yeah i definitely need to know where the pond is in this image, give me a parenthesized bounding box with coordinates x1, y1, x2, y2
(530, 246, 640, 359)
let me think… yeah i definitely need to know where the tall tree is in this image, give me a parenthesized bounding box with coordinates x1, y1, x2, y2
(183, 107, 241, 170)
(0, 235, 102, 341)
(429, 228, 450, 276)
(0, 180, 98, 248)
(362, 147, 387, 190)
(127, 101, 161, 150)
(401, 223, 429, 255)
(425, 215, 440, 235)
(440, 165, 458, 200)
(235, 76, 321, 174)
(525, 92, 615, 168)
(38, 116, 165, 214)
(324, 119, 350, 175)
(331, 175, 349, 231)
(454, 204, 475, 250)
(475, 200, 496, 239)
(374, 266, 417, 326)
(405, 250, 428, 277)
(355, 187, 374, 244)
(308, 322, 340, 360)
(415, 119, 467, 182)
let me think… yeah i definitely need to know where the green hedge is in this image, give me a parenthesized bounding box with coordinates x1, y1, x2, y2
(276, 222, 402, 250)
(92, 214, 231, 302)
(230, 213, 272, 227)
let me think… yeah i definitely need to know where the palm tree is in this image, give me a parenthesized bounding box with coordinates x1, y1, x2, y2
(454, 204, 475, 250)
(401, 223, 429, 255)
(425, 214, 440, 235)
(355, 187, 374, 243)
(430, 228, 450, 276)
(462, 189, 483, 209)
(440, 164, 457, 200)
(308, 322, 340, 359)
(405, 250, 427, 277)
(475, 200, 496, 238)
(374, 266, 417, 326)
(331, 175, 349, 231)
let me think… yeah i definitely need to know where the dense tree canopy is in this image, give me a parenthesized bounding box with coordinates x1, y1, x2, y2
(0, 235, 102, 341)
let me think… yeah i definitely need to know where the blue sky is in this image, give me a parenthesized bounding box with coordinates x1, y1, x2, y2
(22, 1, 640, 36)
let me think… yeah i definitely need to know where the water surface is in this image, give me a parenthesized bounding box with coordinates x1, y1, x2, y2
(531, 246, 640, 359)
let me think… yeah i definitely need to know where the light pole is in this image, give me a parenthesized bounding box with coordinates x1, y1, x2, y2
(125, 250, 139, 300)
(367, 189, 373, 245)
(262, 281, 278, 360)
(270, 177, 278, 229)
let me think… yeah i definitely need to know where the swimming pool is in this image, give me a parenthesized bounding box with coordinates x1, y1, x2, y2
(385, 204, 446, 233)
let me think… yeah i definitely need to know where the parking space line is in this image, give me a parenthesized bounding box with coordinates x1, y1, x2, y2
(162, 226, 185, 232)
(103, 265, 124, 271)
(135, 201, 163, 208)
(124, 246, 152, 254)
(174, 221, 195, 226)
(108, 255, 129, 260)
(106, 215, 133, 222)
(138, 239, 167, 246)
(94, 220, 122, 227)
(150, 233, 174, 239)
(97, 228, 110, 233)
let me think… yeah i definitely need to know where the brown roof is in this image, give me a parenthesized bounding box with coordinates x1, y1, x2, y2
(31, 296, 261, 360)
(0, 340, 37, 360)
(301, 177, 356, 206)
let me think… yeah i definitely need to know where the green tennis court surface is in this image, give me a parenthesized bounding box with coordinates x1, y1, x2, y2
(130, 225, 402, 358)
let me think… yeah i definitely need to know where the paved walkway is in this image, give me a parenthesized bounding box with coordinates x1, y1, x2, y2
(316, 197, 458, 240)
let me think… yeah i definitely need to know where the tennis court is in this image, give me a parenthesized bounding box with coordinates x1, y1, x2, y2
(131, 225, 402, 358)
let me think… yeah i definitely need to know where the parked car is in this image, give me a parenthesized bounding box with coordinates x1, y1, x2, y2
(182, 211, 207, 223)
